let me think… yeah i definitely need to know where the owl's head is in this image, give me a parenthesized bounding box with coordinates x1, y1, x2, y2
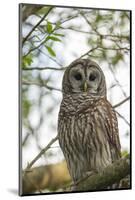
(62, 59, 107, 97)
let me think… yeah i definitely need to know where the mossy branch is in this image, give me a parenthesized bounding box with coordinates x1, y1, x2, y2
(75, 155, 130, 191)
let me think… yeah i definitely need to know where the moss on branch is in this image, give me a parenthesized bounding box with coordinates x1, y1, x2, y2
(75, 155, 130, 191)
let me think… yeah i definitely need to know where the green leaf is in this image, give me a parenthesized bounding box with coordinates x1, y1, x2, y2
(22, 54, 33, 68)
(121, 150, 129, 158)
(46, 21, 53, 33)
(46, 36, 61, 42)
(112, 52, 123, 66)
(53, 33, 65, 37)
(37, 6, 52, 15)
(23, 98, 31, 118)
(95, 14, 103, 23)
(55, 21, 61, 29)
(45, 45, 56, 57)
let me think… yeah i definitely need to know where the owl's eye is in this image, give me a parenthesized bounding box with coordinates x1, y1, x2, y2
(74, 73, 82, 81)
(89, 74, 96, 81)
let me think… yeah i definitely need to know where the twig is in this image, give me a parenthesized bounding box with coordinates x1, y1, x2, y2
(22, 5, 43, 22)
(38, 48, 63, 67)
(79, 45, 129, 60)
(113, 97, 130, 126)
(79, 46, 99, 59)
(79, 11, 129, 43)
(22, 132, 31, 146)
(60, 26, 129, 41)
(25, 135, 58, 170)
(22, 66, 66, 71)
(99, 46, 130, 52)
(22, 79, 61, 92)
(23, 7, 53, 45)
(23, 39, 48, 57)
(108, 64, 128, 98)
(23, 14, 78, 57)
(116, 111, 130, 126)
(113, 97, 130, 108)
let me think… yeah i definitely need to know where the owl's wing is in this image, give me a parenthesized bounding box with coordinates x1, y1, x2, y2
(95, 98, 121, 161)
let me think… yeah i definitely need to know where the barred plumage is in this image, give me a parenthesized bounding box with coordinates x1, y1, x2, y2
(58, 59, 121, 184)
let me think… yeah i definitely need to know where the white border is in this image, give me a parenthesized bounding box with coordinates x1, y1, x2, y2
(0, 0, 134, 199)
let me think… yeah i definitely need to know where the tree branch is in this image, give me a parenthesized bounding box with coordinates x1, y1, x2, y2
(74, 155, 130, 191)
(22, 5, 43, 22)
(38, 48, 63, 67)
(22, 7, 53, 45)
(22, 79, 61, 92)
(23, 13, 78, 57)
(108, 64, 128, 98)
(59, 25, 129, 43)
(22, 155, 130, 194)
(79, 46, 99, 59)
(115, 111, 130, 126)
(79, 45, 129, 60)
(22, 66, 66, 71)
(24, 135, 58, 171)
(113, 96, 130, 108)
(113, 97, 130, 126)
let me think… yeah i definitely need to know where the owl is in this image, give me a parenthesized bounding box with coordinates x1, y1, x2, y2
(58, 59, 121, 187)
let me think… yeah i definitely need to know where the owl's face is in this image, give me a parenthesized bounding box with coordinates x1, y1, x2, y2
(62, 59, 106, 96)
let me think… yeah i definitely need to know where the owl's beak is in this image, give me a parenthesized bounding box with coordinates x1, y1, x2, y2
(83, 81, 88, 92)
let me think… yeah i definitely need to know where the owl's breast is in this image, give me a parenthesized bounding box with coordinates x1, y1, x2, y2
(58, 109, 94, 155)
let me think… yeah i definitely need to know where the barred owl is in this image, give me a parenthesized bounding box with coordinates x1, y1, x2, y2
(58, 59, 121, 186)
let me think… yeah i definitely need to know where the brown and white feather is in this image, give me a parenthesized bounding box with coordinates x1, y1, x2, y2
(58, 59, 121, 183)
